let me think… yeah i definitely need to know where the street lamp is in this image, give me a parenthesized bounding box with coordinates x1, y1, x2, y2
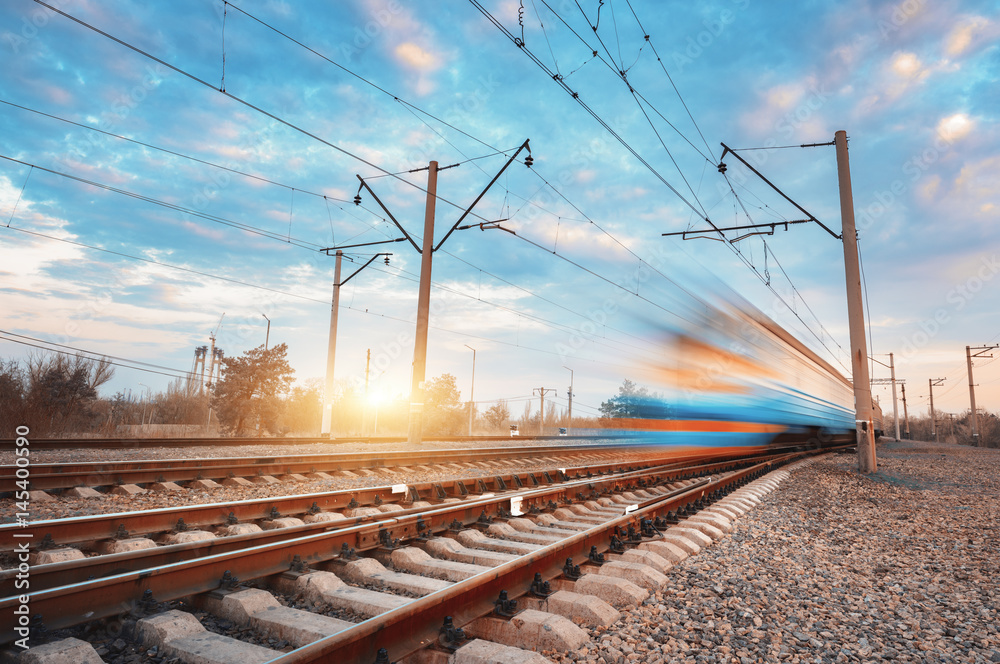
(464, 344, 476, 437)
(262, 313, 270, 350)
(563, 366, 574, 434)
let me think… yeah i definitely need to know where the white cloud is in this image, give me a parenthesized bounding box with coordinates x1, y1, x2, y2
(945, 16, 993, 57)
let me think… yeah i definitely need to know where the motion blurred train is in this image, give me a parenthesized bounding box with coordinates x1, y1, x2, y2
(604, 298, 876, 451)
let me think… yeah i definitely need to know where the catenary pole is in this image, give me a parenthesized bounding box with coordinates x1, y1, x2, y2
(966, 344, 999, 446)
(363, 348, 370, 437)
(464, 345, 476, 437)
(563, 366, 574, 434)
(901, 382, 910, 438)
(533, 387, 555, 435)
(321, 251, 343, 437)
(967, 346, 978, 444)
(889, 353, 900, 440)
(835, 130, 875, 472)
(928, 377, 945, 440)
(407, 162, 438, 446)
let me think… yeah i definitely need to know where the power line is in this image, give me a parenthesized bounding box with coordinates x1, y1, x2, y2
(92, 0, 736, 343)
(467, 0, 708, 221)
(1, 224, 643, 372)
(561, 0, 711, 216)
(29, 0, 501, 224)
(0, 330, 193, 380)
(0, 154, 326, 250)
(622, 0, 716, 161)
(24, 0, 852, 380)
(470, 0, 847, 370)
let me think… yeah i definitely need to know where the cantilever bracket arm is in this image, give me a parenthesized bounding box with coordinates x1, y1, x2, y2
(456, 220, 517, 235)
(338, 253, 392, 287)
(662, 219, 811, 240)
(321, 237, 408, 252)
(720, 142, 841, 240)
(970, 344, 999, 359)
(433, 138, 530, 252)
(356, 175, 423, 254)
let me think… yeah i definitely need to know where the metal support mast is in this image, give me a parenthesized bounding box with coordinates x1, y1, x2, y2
(929, 377, 945, 441)
(321, 251, 343, 437)
(407, 162, 439, 446)
(563, 366, 574, 434)
(967, 344, 998, 445)
(901, 382, 910, 439)
(835, 130, 875, 471)
(465, 345, 476, 437)
(533, 387, 555, 436)
(347, 140, 530, 446)
(319, 251, 391, 438)
(871, 354, 901, 440)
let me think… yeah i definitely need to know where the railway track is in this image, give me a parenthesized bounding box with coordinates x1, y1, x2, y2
(1, 446, 837, 662)
(1, 441, 669, 492)
(0, 434, 592, 452)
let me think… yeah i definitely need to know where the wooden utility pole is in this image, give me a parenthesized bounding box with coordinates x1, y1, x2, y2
(321, 251, 343, 437)
(835, 130, 875, 472)
(407, 162, 438, 446)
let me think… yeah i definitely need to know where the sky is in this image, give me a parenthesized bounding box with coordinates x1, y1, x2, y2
(1, 0, 998, 424)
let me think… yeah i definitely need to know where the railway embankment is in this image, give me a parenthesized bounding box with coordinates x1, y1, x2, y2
(556, 441, 1000, 663)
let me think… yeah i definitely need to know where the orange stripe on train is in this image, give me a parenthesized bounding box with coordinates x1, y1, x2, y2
(610, 419, 788, 434)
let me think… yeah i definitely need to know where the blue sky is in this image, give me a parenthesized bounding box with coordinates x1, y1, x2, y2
(1, 0, 998, 422)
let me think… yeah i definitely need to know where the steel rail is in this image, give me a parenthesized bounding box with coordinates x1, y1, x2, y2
(0, 451, 779, 643)
(0, 434, 609, 452)
(1, 441, 663, 491)
(0, 452, 765, 596)
(0, 449, 769, 550)
(264, 458, 783, 663)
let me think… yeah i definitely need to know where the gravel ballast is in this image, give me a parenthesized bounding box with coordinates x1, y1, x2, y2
(557, 441, 1000, 663)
